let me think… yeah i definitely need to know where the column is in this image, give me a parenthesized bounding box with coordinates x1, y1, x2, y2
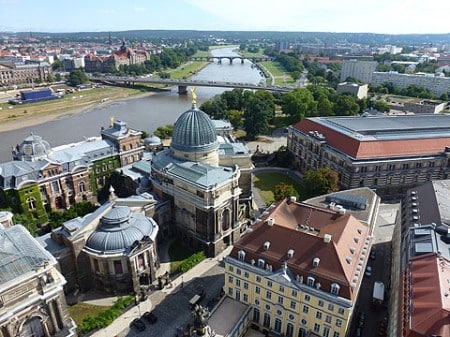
(47, 300, 60, 333)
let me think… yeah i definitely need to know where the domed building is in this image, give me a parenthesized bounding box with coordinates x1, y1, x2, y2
(12, 133, 52, 162)
(151, 99, 254, 257)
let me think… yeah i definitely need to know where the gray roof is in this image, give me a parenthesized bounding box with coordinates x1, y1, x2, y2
(152, 149, 237, 188)
(311, 114, 450, 141)
(101, 119, 133, 139)
(218, 143, 249, 156)
(85, 206, 157, 254)
(0, 160, 46, 189)
(171, 106, 219, 153)
(14, 133, 52, 161)
(0, 225, 54, 286)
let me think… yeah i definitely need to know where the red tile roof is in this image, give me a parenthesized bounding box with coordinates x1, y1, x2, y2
(293, 119, 450, 159)
(406, 253, 450, 337)
(230, 199, 371, 301)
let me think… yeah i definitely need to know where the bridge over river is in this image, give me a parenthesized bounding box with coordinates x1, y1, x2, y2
(188, 55, 271, 64)
(90, 76, 293, 94)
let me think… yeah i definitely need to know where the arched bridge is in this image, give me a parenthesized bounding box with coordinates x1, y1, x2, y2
(90, 75, 293, 94)
(189, 55, 271, 64)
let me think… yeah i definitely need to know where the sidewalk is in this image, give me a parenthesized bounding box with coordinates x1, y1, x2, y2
(89, 245, 233, 337)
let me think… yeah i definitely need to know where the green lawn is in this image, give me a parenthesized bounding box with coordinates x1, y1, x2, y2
(239, 50, 265, 59)
(192, 50, 211, 57)
(254, 172, 303, 205)
(169, 241, 196, 273)
(169, 61, 209, 79)
(259, 61, 296, 85)
(68, 303, 110, 327)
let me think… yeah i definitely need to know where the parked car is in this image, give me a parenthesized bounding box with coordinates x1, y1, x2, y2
(143, 311, 158, 324)
(358, 312, 366, 327)
(130, 318, 146, 332)
(370, 248, 377, 260)
(365, 266, 372, 277)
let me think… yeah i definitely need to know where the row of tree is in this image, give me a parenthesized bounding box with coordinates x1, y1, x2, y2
(371, 81, 449, 100)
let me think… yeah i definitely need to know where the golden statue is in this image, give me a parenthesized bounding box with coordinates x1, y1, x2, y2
(191, 87, 197, 107)
(110, 116, 114, 127)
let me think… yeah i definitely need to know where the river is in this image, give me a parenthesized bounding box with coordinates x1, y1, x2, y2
(0, 47, 264, 162)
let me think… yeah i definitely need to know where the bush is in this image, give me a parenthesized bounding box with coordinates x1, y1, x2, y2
(176, 251, 206, 273)
(78, 295, 134, 333)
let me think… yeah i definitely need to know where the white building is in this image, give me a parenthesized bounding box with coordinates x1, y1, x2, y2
(340, 60, 378, 84)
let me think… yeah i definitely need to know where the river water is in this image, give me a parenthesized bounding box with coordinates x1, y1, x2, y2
(0, 47, 264, 162)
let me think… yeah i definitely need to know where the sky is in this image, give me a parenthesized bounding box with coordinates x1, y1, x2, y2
(0, 0, 449, 35)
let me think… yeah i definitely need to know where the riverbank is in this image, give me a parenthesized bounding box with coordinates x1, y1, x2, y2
(0, 86, 156, 133)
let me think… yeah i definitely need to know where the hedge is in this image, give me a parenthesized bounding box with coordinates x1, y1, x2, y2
(176, 251, 206, 273)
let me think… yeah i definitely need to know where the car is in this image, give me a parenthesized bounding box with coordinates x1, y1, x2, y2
(365, 266, 372, 277)
(130, 318, 146, 332)
(143, 311, 157, 324)
(370, 248, 376, 260)
(358, 312, 366, 327)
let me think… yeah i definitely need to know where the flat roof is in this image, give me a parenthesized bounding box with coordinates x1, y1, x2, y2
(208, 296, 249, 337)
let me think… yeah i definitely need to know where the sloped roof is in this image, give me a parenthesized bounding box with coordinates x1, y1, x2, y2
(408, 253, 450, 336)
(231, 199, 372, 301)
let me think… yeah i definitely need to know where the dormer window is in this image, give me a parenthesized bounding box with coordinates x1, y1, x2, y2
(312, 257, 320, 267)
(307, 276, 315, 286)
(238, 250, 246, 261)
(287, 249, 294, 258)
(258, 258, 265, 268)
(263, 241, 270, 250)
(331, 283, 340, 295)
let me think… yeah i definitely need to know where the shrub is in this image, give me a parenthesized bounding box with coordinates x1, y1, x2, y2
(176, 251, 206, 273)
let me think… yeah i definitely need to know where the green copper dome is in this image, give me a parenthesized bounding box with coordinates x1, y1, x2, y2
(171, 106, 218, 153)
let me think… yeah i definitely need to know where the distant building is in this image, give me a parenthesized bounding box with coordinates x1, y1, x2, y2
(225, 191, 377, 337)
(371, 71, 450, 97)
(287, 114, 450, 197)
(340, 60, 378, 83)
(403, 100, 446, 114)
(0, 60, 51, 86)
(0, 225, 77, 337)
(336, 82, 369, 99)
(84, 41, 150, 73)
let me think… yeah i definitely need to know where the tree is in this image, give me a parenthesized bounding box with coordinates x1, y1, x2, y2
(54, 73, 62, 82)
(333, 95, 360, 116)
(302, 167, 339, 198)
(371, 100, 390, 112)
(227, 109, 243, 129)
(67, 69, 89, 87)
(243, 97, 271, 139)
(281, 88, 317, 122)
(274, 182, 299, 201)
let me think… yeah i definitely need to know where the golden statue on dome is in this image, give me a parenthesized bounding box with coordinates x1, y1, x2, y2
(191, 87, 197, 108)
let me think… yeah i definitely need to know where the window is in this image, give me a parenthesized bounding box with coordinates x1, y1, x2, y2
(430, 161, 435, 167)
(304, 294, 311, 301)
(336, 319, 342, 327)
(402, 163, 409, 170)
(238, 250, 246, 260)
(318, 300, 324, 307)
(114, 260, 123, 274)
(26, 197, 36, 210)
(244, 282, 249, 290)
(253, 308, 260, 323)
(325, 315, 332, 324)
(303, 305, 309, 314)
(333, 333, 340, 337)
(256, 276, 261, 283)
(307, 276, 315, 286)
(266, 291, 272, 299)
(274, 318, 282, 333)
(79, 181, 86, 193)
(323, 326, 330, 337)
(314, 323, 320, 333)
(331, 283, 340, 295)
(286, 322, 294, 337)
(415, 162, 422, 168)
(236, 268, 242, 275)
(290, 301, 296, 310)
(228, 288, 233, 296)
(265, 304, 271, 310)
(93, 259, 99, 272)
(279, 285, 285, 292)
(263, 313, 271, 328)
(235, 289, 240, 301)
(236, 279, 241, 287)
(328, 304, 334, 311)
(292, 289, 298, 297)
(278, 296, 284, 305)
(228, 276, 233, 283)
(243, 293, 248, 302)
(255, 286, 261, 294)
(338, 308, 345, 315)
(244, 272, 249, 278)
(276, 309, 282, 316)
(258, 259, 265, 268)
(229, 266, 234, 272)
(267, 280, 273, 288)
(255, 299, 260, 305)
(316, 311, 322, 320)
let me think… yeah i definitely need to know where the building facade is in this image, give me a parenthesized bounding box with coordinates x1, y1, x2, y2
(287, 114, 450, 197)
(0, 225, 77, 337)
(339, 60, 377, 84)
(224, 196, 374, 337)
(0, 60, 51, 86)
(336, 82, 368, 99)
(150, 102, 253, 257)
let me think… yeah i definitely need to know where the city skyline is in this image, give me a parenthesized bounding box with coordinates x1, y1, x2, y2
(1, 0, 449, 36)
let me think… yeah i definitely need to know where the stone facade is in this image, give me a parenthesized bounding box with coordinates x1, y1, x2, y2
(0, 61, 51, 86)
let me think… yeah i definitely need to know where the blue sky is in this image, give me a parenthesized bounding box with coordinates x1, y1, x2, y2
(0, 0, 449, 35)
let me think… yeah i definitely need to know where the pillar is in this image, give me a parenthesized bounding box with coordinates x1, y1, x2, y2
(241, 58, 244, 64)
(229, 58, 232, 64)
(48, 300, 60, 333)
(178, 86, 188, 95)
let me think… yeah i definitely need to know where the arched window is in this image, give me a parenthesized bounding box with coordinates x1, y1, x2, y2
(27, 197, 36, 210)
(221, 208, 231, 232)
(274, 318, 282, 333)
(286, 322, 294, 337)
(19, 317, 44, 337)
(252, 308, 260, 323)
(263, 312, 271, 328)
(79, 181, 86, 193)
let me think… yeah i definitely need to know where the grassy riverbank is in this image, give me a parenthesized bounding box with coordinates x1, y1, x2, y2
(169, 61, 210, 79)
(0, 86, 144, 131)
